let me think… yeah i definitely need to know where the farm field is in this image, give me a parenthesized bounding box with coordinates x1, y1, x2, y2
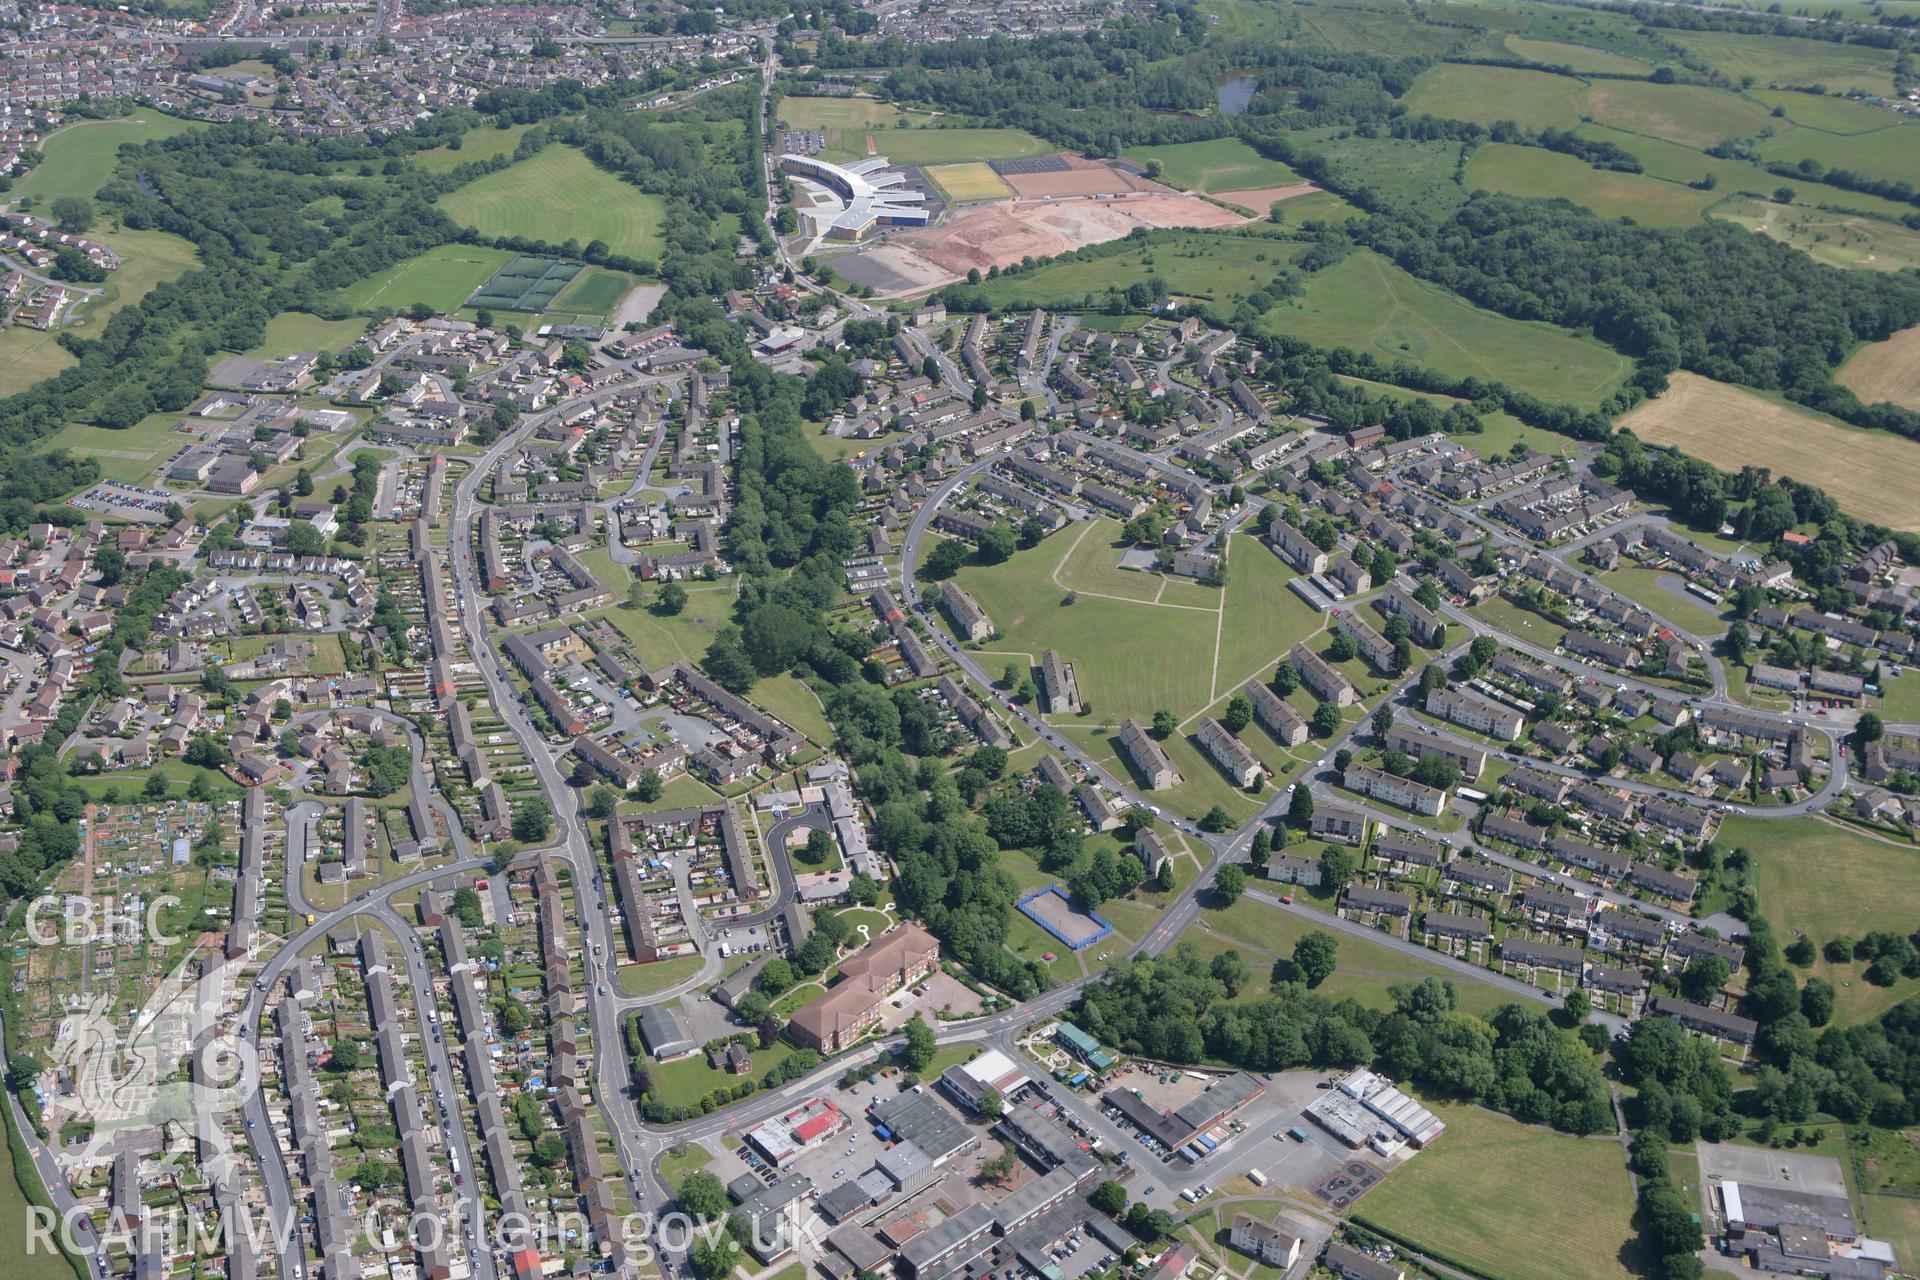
(13, 114, 203, 204)
(1301, 130, 1468, 214)
(1575, 122, 1920, 222)
(245, 312, 369, 359)
(972, 230, 1298, 309)
(1403, 64, 1773, 149)
(821, 127, 1050, 167)
(1755, 125, 1920, 198)
(1717, 197, 1920, 272)
(439, 146, 666, 261)
(411, 122, 537, 174)
(1618, 371, 1920, 530)
(331, 244, 514, 315)
(1258, 249, 1633, 406)
(923, 162, 1014, 203)
(1462, 143, 1717, 227)
(1359, 1100, 1640, 1280)
(1839, 325, 1920, 410)
(1289, 1, 1466, 56)
(1122, 137, 1304, 194)
(1666, 30, 1896, 95)
(1723, 813, 1920, 1025)
(1501, 34, 1650, 74)
(1750, 89, 1911, 134)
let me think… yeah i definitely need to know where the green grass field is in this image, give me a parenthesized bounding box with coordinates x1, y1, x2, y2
(747, 672, 833, 747)
(1360, 1100, 1640, 1280)
(1755, 124, 1920, 200)
(439, 146, 667, 261)
(1301, 130, 1469, 214)
(778, 96, 908, 131)
(1403, 64, 1774, 150)
(1463, 142, 1717, 227)
(1334, 376, 1538, 454)
(14, 115, 202, 203)
(1501, 34, 1651, 74)
(331, 244, 515, 315)
(0, 329, 77, 399)
(617, 953, 704, 997)
(592, 582, 738, 671)
(1259, 249, 1633, 406)
(1667, 29, 1897, 94)
(923, 162, 1014, 202)
(37, 413, 191, 484)
(1290, 1, 1468, 56)
(546, 266, 638, 318)
(954, 524, 1219, 723)
(972, 231, 1298, 309)
(1751, 89, 1912, 134)
(245, 312, 368, 359)
(412, 122, 537, 174)
(1215, 532, 1325, 692)
(1726, 814, 1920, 1024)
(1717, 197, 1920, 272)
(1122, 138, 1305, 194)
(0, 1088, 85, 1280)
(821, 126, 1051, 166)
(1865, 1196, 1920, 1276)
(1597, 566, 1727, 636)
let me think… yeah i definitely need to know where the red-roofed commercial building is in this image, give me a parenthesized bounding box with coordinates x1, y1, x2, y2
(747, 1098, 850, 1165)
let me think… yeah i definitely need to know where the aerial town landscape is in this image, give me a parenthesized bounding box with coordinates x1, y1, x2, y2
(11, 1, 1920, 1280)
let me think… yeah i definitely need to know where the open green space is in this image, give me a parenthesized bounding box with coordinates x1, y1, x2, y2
(0, 330, 78, 400)
(953, 525, 1219, 723)
(1199, 896, 1511, 1016)
(0, 1088, 85, 1280)
(1501, 34, 1651, 75)
(1122, 138, 1304, 194)
(777, 96, 911, 131)
(245, 312, 369, 359)
(1333, 376, 1540, 456)
(83, 226, 203, 330)
(1717, 197, 1920, 272)
(13, 115, 203, 204)
(1258, 249, 1633, 406)
(411, 123, 538, 174)
(548, 266, 640, 318)
(66, 761, 243, 802)
(37, 412, 192, 484)
(1463, 142, 1717, 227)
(439, 146, 666, 261)
(1597, 566, 1727, 637)
(821, 126, 1051, 167)
(1289, 1, 1468, 57)
(1751, 90, 1913, 135)
(1726, 813, 1920, 1025)
(1403, 64, 1773, 149)
(1865, 1195, 1920, 1276)
(1298, 130, 1469, 214)
(592, 581, 739, 670)
(330, 244, 515, 315)
(617, 953, 706, 998)
(657, 1144, 711, 1186)
(1359, 1099, 1639, 1280)
(748, 672, 833, 747)
(972, 232, 1297, 309)
(644, 1040, 803, 1109)
(1754, 124, 1920, 201)
(1215, 532, 1325, 692)
(1666, 30, 1897, 95)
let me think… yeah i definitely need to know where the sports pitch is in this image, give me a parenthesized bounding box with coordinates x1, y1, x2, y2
(467, 255, 583, 313)
(924, 162, 1014, 202)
